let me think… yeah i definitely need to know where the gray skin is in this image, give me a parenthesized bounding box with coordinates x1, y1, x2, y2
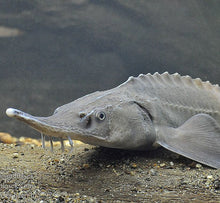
(6, 72, 220, 168)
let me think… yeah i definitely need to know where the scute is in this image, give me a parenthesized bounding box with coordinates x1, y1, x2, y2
(123, 72, 220, 94)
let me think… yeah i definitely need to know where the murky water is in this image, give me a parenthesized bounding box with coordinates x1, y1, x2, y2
(1, 0, 220, 138)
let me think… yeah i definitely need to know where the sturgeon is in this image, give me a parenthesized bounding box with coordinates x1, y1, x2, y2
(6, 72, 220, 168)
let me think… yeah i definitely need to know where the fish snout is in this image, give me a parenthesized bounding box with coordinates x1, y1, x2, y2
(6, 108, 24, 118)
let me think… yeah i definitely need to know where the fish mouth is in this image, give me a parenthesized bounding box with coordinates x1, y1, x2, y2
(6, 108, 106, 151)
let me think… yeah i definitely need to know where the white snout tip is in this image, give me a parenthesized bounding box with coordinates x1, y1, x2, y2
(6, 108, 16, 117)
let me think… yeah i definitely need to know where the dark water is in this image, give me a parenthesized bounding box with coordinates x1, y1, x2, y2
(1, 0, 220, 138)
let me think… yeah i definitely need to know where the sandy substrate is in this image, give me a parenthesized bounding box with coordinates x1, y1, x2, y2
(0, 138, 220, 202)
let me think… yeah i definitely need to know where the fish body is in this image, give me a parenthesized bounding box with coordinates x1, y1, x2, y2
(6, 72, 220, 168)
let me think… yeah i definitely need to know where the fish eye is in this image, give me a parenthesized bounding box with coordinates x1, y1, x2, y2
(96, 111, 106, 121)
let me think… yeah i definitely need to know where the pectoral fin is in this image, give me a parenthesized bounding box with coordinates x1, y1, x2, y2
(156, 114, 220, 168)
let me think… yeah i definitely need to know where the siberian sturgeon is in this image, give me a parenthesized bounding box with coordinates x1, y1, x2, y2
(6, 72, 220, 168)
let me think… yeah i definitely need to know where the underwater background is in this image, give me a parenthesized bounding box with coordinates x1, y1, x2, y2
(0, 0, 219, 138)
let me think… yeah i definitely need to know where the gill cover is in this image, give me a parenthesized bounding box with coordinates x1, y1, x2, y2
(108, 101, 156, 150)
